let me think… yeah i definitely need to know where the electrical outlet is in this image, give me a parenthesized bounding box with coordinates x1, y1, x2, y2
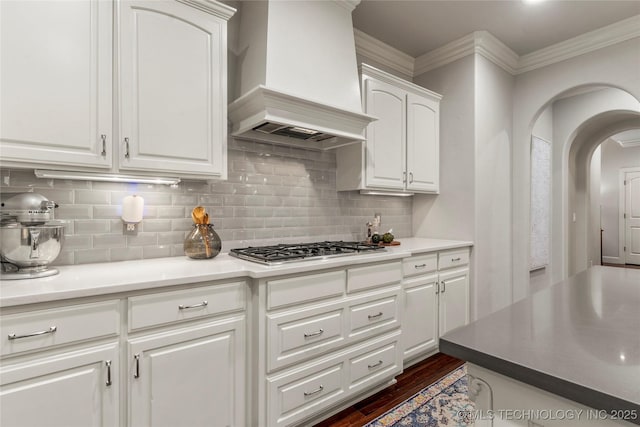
(123, 223, 138, 235)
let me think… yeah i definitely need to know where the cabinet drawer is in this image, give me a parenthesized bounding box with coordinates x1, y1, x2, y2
(270, 363, 345, 427)
(402, 253, 437, 277)
(349, 342, 400, 390)
(267, 270, 346, 310)
(1, 301, 119, 356)
(438, 248, 469, 270)
(347, 262, 402, 293)
(128, 281, 245, 331)
(349, 294, 399, 338)
(267, 305, 346, 371)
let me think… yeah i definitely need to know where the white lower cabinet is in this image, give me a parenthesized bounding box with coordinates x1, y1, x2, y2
(258, 262, 404, 426)
(402, 273, 438, 360)
(401, 247, 471, 363)
(267, 331, 401, 427)
(128, 317, 245, 427)
(0, 300, 121, 427)
(0, 343, 119, 427)
(438, 267, 470, 336)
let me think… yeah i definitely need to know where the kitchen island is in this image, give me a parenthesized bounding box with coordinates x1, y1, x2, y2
(440, 266, 640, 426)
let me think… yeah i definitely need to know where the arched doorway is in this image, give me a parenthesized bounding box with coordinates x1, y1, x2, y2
(527, 86, 640, 291)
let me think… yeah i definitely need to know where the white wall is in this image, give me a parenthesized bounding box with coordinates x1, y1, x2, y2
(512, 38, 640, 301)
(530, 105, 553, 292)
(600, 138, 640, 262)
(412, 56, 477, 319)
(589, 145, 601, 268)
(413, 54, 514, 321)
(473, 55, 514, 318)
(412, 56, 476, 243)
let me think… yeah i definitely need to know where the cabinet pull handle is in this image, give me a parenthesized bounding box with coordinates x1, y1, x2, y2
(451, 257, 461, 262)
(105, 360, 112, 386)
(303, 385, 324, 396)
(409, 172, 414, 183)
(368, 360, 383, 369)
(304, 329, 324, 338)
(100, 134, 107, 156)
(368, 312, 383, 320)
(134, 354, 140, 379)
(414, 263, 427, 269)
(8, 326, 57, 341)
(178, 301, 208, 310)
(403, 171, 407, 183)
(441, 281, 446, 293)
(124, 137, 130, 159)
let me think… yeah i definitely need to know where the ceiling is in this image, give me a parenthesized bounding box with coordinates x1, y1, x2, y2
(352, 1, 640, 57)
(610, 129, 640, 147)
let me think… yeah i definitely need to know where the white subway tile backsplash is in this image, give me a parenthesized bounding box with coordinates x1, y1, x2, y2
(143, 245, 172, 259)
(76, 248, 110, 264)
(75, 190, 110, 204)
(110, 247, 143, 262)
(2, 137, 411, 265)
(93, 234, 127, 248)
(74, 220, 110, 234)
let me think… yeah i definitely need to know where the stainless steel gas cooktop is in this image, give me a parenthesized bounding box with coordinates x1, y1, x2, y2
(229, 241, 386, 265)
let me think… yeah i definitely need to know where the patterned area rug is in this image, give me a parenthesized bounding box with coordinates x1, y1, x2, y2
(364, 365, 474, 427)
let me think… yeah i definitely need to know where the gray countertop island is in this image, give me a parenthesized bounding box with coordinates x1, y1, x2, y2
(440, 266, 640, 425)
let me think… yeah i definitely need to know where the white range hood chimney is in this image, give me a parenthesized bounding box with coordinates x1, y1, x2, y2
(228, 0, 375, 150)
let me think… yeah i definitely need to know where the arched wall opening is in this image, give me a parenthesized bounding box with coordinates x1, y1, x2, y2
(511, 38, 640, 302)
(525, 85, 640, 293)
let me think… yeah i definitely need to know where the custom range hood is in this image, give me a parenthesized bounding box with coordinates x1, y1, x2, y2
(228, 0, 375, 150)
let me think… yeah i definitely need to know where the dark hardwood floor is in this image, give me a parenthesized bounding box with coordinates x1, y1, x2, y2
(312, 352, 464, 427)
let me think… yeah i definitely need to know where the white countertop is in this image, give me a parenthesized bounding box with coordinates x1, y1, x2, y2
(0, 238, 472, 308)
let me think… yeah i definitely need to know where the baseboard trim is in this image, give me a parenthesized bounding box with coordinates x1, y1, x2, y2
(602, 256, 623, 265)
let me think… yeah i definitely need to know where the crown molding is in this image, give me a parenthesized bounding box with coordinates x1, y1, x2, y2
(353, 29, 415, 78)
(517, 15, 640, 74)
(474, 31, 519, 75)
(361, 14, 640, 78)
(333, 0, 361, 13)
(413, 31, 518, 76)
(413, 33, 476, 76)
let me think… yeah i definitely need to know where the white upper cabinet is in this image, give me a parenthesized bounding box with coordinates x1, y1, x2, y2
(119, 0, 231, 178)
(0, 0, 113, 169)
(364, 79, 406, 190)
(1, 0, 234, 180)
(406, 93, 439, 192)
(337, 64, 441, 195)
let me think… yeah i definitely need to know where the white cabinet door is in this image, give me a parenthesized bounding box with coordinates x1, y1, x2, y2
(364, 78, 406, 190)
(406, 93, 439, 193)
(438, 268, 470, 336)
(0, 343, 119, 427)
(129, 317, 244, 427)
(0, 0, 112, 169)
(402, 274, 438, 361)
(119, 0, 227, 178)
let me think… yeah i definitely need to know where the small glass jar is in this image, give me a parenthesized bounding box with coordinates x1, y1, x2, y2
(184, 224, 222, 259)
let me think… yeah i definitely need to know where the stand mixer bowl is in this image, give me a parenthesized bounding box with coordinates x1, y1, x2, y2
(0, 224, 65, 273)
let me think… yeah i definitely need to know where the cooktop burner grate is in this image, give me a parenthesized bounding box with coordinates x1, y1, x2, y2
(229, 241, 386, 264)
